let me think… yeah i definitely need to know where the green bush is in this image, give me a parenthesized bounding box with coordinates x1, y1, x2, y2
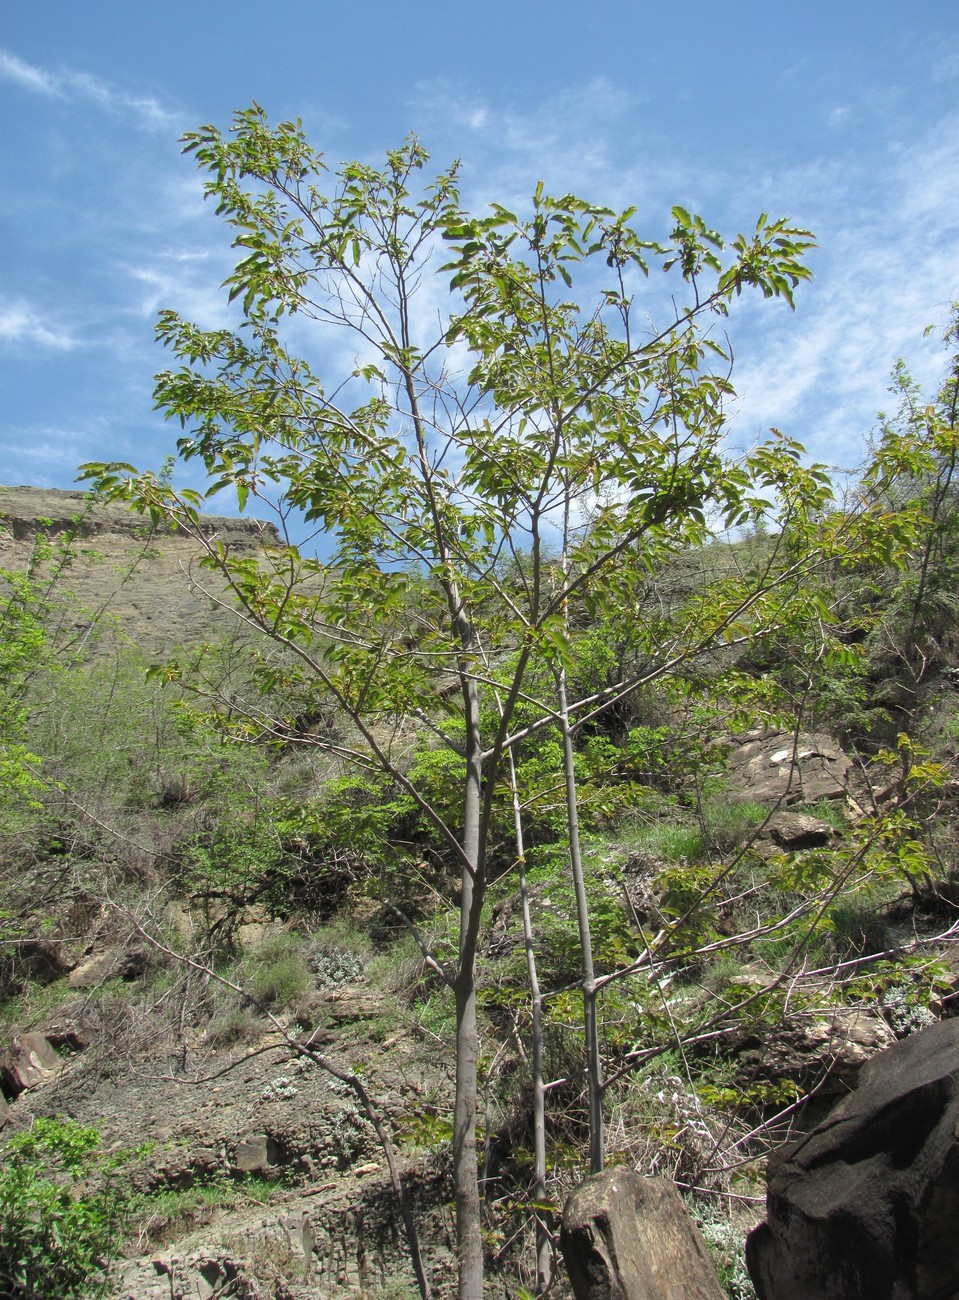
(0, 1117, 130, 1299)
(240, 932, 312, 1009)
(700, 798, 768, 853)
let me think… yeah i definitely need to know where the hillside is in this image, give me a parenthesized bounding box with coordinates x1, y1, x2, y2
(1, 485, 278, 656)
(1, 477, 959, 1300)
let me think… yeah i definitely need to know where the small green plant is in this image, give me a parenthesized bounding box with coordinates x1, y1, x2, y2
(802, 798, 849, 832)
(0, 1117, 131, 1300)
(700, 798, 768, 852)
(240, 932, 312, 1009)
(205, 1006, 258, 1047)
(827, 895, 893, 959)
(633, 821, 706, 864)
(691, 1200, 758, 1299)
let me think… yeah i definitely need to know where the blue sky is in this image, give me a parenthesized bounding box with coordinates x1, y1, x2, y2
(1, 1, 957, 506)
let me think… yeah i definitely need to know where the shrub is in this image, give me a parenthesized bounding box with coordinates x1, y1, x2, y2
(0, 1117, 130, 1299)
(240, 932, 312, 1009)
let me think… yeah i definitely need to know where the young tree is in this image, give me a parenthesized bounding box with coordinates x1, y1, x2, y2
(85, 107, 820, 1298)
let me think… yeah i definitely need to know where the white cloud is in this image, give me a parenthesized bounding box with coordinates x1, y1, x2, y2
(0, 300, 79, 351)
(0, 47, 181, 132)
(0, 425, 93, 477)
(0, 50, 63, 97)
(730, 116, 959, 467)
(126, 262, 234, 331)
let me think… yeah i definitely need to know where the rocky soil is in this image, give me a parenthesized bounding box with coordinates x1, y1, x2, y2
(6, 973, 458, 1299)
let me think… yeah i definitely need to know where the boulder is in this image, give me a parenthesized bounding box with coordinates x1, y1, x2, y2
(67, 944, 151, 989)
(0, 1092, 10, 1127)
(746, 1018, 959, 1300)
(726, 730, 852, 806)
(42, 1019, 90, 1053)
(233, 1132, 282, 1175)
(560, 1167, 724, 1300)
(759, 810, 841, 850)
(1, 1031, 60, 1097)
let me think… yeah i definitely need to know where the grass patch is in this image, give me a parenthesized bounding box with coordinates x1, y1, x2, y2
(634, 822, 706, 863)
(129, 1174, 281, 1247)
(236, 932, 312, 1010)
(701, 798, 769, 852)
(803, 798, 850, 831)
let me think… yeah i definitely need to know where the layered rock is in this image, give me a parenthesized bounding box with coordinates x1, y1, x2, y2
(747, 1018, 959, 1300)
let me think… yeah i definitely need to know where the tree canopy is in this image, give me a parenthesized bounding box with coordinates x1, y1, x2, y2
(81, 106, 900, 1299)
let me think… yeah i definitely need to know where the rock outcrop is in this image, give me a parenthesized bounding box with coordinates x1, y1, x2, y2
(726, 729, 853, 805)
(0, 483, 280, 655)
(746, 1018, 959, 1300)
(0, 1031, 61, 1098)
(560, 1167, 724, 1300)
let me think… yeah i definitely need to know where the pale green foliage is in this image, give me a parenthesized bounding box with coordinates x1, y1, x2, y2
(0, 569, 56, 823)
(0, 1118, 131, 1300)
(76, 108, 846, 1295)
(236, 931, 312, 1008)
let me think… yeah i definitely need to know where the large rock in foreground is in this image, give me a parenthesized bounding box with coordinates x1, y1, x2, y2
(560, 1167, 724, 1299)
(746, 1018, 959, 1300)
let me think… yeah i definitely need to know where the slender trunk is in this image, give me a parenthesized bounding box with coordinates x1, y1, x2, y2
(556, 490, 604, 1173)
(454, 667, 486, 1300)
(556, 666, 605, 1173)
(507, 746, 551, 1292)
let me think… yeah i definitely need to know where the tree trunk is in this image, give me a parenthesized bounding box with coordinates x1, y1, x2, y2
(508, 745, 551, 1291)
(454, 667, 487, 1299)
(557, 666, 604, 1173)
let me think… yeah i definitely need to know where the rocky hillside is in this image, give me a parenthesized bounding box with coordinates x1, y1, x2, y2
(1, 484, 277, 656)
(2, 485, 959, 1299)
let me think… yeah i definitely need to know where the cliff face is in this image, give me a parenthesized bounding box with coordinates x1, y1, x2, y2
(0, 484, 279, 656)
(0, 485, 276, 547)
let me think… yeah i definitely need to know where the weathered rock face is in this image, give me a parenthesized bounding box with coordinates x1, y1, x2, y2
(0, 1031, 61, 1097)
(746, 1018, 959, 1300)
(560, 1167, 725, 1300)
(0, 484, 281, 656)
(67, 944, 152, 990)
(732, 1007, 897, 1099)
(726, 729, 853, 805)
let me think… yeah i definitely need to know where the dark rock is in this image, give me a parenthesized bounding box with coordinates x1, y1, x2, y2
(233, 1132, 282, 1175)
(42, 1020, 90, 1053)
(0, 1092, 10, 1127)
(746, 1018, 959, 1300)
(1, 1031, 60, 1097)
(560, 1167, 724, 1300)
(15, 938, 75, 983)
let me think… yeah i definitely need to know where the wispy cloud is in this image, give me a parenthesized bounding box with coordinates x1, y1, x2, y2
(126, 253, 237, 331)
(0, 300, 79, 351)
(0, 50, 62, 97)
(731, 116, 959, 465)
(0, 48, 181, 131)
(0, 424, 95, 483)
